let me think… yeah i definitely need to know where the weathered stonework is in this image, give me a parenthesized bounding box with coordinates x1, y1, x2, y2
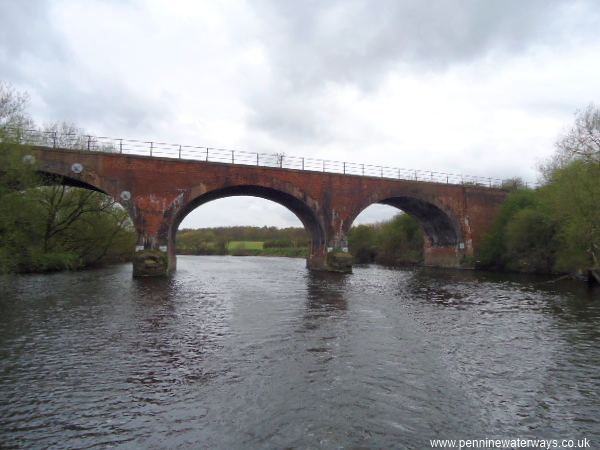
(132, 250, 169, 277)
(325, 251, 353, 273)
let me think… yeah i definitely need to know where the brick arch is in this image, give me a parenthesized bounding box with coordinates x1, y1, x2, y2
(37, 158, 120, 201)
(345, 194, 464, 247)
(38, 170, 110, 195)
(34, 168, 141, 241)
(167, 184, 328, 268)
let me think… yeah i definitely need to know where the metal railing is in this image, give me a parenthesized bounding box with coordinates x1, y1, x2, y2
(1, 127, 517, 188)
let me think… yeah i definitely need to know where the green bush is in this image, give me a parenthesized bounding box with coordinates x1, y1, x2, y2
(25, 251, 82, 272)
(477, 188, 538, 269)
(264, 239, 293, 248)
(478, 160, 600, 274)
(504, 208, 558, 273)
(349, 214, 423, 265)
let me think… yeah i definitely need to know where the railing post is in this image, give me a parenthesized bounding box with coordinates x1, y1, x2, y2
(87, 135, 91, 151)
(52, 131, 57, 148)
(446, 175, 449, 184)
(323, 160, 325, 172)
(150, 142, 153, 157)
(206, 148, 209, 162)
(431, 171, 433, 181)
(362, 164, 364, 176)
(232, 150, 234, 164)
(414, 170, 417, 181)
(178, 145, 182, 159)
(380, 167, 383, 178)
(256, 153, 259, 166)
(489, 178, 492, 188)
(280, 155, 283, 168)
(398, 168, 401, 179)
(301, 157, 304, 170)
(343, 162, 346, 174)
(119, 139, 123, 154)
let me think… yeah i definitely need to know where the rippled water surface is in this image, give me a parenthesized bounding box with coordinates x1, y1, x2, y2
(1, 256, 599, 449)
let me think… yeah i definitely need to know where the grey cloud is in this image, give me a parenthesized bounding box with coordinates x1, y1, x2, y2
(246, 0, 600, 144)
(38, 76, 173, 135)
(0, 2, 67, 63)
(247, 88, 335, 145)
(254, 0, 596, 87)
(0, 1, 170, 135)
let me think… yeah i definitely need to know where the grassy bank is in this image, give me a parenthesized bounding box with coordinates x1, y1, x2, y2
(176, 235, 309, 258)
(228, 241, 307, 257)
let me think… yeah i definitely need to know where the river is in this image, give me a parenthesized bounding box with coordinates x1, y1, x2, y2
(1, 256, 599, 449)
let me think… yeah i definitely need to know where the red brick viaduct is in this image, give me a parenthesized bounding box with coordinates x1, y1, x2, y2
(30, 146, 508, 276)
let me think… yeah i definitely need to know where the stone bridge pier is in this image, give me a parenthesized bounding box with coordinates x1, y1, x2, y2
(30, 147, 508, 277)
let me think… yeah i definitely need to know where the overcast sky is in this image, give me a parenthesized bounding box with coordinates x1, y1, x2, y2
(2, 0, 599, 228)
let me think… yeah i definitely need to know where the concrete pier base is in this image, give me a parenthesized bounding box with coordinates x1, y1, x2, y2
(132, 249, 170, 277)
(307, 251, 352, 273)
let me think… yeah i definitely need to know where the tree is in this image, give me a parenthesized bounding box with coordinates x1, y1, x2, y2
(348, 224, 377, 263)
(539, 104, 600, 271)
(376, 214, 423, 264)
(348, 214, 423, 265)
(479, 104, 600, 274)
(540, 104, 600, 181)
(542, 161, 600, 271)
(0, 81, 33, 130)
(0, 81, 135, 273)
(504, 208, 558, 273)
(477, 188, 539, 269)
(501, 177, 528, 191)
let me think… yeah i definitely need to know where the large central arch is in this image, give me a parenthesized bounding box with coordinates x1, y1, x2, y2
(168, 185, 327, 269)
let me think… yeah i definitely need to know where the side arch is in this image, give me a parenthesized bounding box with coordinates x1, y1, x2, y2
(345, 194, 465, 267)
(346, 195, 462, 246)
(36, 168, 138, 241)
(37, 170, 109, 194)
(36, 168, 135, 224)
(169, 185, 327, 259)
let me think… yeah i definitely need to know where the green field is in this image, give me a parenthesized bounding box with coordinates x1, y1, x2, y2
(227, 241, 264, 251)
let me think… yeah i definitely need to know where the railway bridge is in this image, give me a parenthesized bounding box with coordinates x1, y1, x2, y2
(17, 132, 508, 276)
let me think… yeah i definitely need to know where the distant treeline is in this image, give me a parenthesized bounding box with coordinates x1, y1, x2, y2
(176, 226, 309, 257)
(177, 215, 424, 264)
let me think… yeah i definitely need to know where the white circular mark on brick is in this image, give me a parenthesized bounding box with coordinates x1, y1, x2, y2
(120, 190, 131, 201)
(22, 154, 35, 164)
(71, 163, 83, 174)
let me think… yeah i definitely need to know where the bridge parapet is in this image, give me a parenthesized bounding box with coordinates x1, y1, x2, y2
(1, 127, 521, 188)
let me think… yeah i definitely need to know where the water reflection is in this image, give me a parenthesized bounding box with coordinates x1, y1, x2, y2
(305, 271, 348, 311)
